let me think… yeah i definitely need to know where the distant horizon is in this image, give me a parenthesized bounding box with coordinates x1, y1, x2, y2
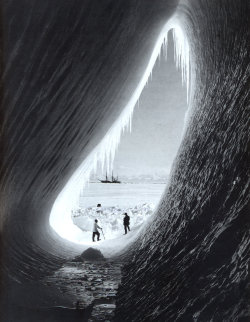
(89, 172, 169, 184)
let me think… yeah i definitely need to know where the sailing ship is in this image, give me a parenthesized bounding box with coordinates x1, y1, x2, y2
(99, 172, 121, 183)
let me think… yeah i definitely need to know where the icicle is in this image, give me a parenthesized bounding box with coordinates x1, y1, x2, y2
(49, 14, 191, 243)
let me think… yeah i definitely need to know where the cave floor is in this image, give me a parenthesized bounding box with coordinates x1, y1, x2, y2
(3, 259, 123, 322)
(42, 259, 123, 321)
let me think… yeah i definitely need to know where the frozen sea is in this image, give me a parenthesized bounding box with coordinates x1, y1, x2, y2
(78, 182, 167, 208)
(71, 182, 167, 244)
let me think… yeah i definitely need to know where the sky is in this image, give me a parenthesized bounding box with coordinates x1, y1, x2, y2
(93, 32, 187, 182)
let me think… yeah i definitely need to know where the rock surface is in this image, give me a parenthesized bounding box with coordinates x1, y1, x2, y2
(44, 259, 122, 321)
(73, 248, 105, 262)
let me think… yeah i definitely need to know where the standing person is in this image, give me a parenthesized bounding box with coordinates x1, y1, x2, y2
(123, 213, 130, 234)
(92, 219, 102, 242)
(96, 203, 103, 214)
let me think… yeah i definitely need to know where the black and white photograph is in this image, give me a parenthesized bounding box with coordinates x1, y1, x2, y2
(0, 1, 249, 321)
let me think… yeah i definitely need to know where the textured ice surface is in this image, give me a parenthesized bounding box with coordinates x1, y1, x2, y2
(115, 2, 250, 321)
(1, 1, 249, 321)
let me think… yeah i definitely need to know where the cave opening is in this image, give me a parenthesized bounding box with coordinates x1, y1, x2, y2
(2, 2, 249, 321)
(49, 24, 190, 255)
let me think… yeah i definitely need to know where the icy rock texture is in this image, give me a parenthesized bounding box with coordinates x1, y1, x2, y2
(0, 0, 179, 280)
(0, 0, 249, 321)
(43, 260, 122, 320)
(115, 1, 250, 321)
(73, 248, 105, 262)
(1, 1, 180, 319)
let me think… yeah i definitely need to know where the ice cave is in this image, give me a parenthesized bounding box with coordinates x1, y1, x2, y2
(0, 1, 249, 321)
(50, 28, 187, 250)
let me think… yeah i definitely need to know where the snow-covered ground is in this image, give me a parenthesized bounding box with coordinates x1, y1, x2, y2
(62, 182, 166, 255)
(72, 203, 154, 244)
(79, 183, 166, 208)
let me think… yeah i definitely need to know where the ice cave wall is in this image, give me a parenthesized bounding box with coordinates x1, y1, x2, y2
(0, 0, 249, 321)
(115, 1, 250, 321)
(0, 0, 178, 296)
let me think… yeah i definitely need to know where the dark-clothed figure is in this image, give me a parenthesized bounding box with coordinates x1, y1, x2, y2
(123, 213, 130, 234)
(93, 219, 102, 242)
(96, 203, 103, 214)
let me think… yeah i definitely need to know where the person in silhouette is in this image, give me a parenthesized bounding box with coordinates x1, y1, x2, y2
(96, 203, 103, 214)
(93, 219, 102, 242)
(123, 213, 130, 234)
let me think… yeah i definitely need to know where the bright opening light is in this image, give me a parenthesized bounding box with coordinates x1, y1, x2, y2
(49, 16, 191, 248)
